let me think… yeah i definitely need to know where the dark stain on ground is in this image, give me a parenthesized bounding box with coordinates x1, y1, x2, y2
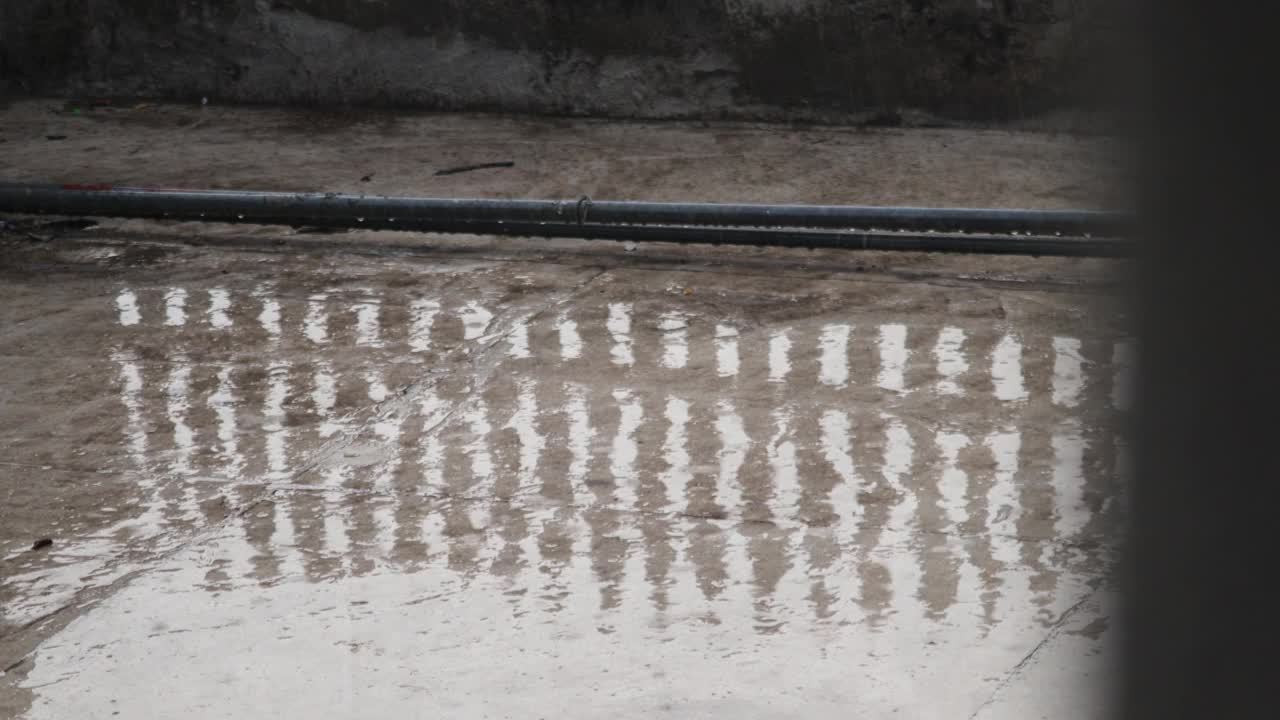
(1068, 615, 1110, 640)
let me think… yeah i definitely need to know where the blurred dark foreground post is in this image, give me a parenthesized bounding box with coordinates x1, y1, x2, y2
(1126, 1, 1278, 718)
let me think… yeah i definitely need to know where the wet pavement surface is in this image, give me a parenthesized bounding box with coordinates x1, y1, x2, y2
(1, 101, 1128, 718)
(0, 231, 1127, 718)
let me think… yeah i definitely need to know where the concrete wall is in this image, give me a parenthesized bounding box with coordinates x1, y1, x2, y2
(1, 1, 1119, 122)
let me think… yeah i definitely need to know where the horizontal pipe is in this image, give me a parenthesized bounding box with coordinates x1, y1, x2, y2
(281, 217, 1130, 257)
(0, 183, 1129, 235)
(0, 183, 1133, 257)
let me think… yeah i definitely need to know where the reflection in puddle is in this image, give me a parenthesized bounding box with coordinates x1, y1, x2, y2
(409, 298, 440, 353)
(1052, 420, 1090, 540)
(2, 286, 1127, 648)
(936, 432, 971, 530)
(163, 287, 187, 327)
(768, 330, 791, 383)
(354, 294, 383, 347)
(819, 323, 851, 387)
(257, 287, 282, 340)
(715, 324, 739, 378)
(210, 364, 245, 486)
(508, 378, 544, 494)
(985, 430, 1022, 543)
(461, 300, 493, 341)
(820, 408, 859, 534)
(164, 357, 196, 480)
(660, 397, 692, 510)
(934, 326, 968, 396)
(508, 316, 532, 359)
(660, 312, 689, 369)
(418, 387, 448, 495)
(880, 414, 921, 620)
(607, 302, 633, 366)
(312, 360, 341, 439)
(116, 288, 141, 326)
(264, 362, 291, 481)
(564, 382, 594, 499)
(304, 293, 329, 345)
(610, 388, 643, 507)
(714, 400, 749, 514)
(877, 323, 908, 393)
(558, 316, 583, 360)
(1053, 336, 1085, 407)
(113, 351, 149, 471)
(208, 288, 232, 329)
(767, 408, 800, 517)
(991, 333, 1027, 402)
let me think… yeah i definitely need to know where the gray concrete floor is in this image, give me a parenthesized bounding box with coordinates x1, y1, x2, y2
(0, 101, 1127, 718)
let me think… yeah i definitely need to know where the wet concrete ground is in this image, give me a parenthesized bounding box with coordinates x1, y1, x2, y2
(1, 102, 1127, 718)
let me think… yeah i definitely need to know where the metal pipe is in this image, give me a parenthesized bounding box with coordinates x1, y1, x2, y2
(0, 183, 1133, 256)
(245, 216, 1129, 257)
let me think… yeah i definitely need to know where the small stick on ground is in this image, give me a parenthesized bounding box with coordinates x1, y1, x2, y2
(434, 161, 515, 176)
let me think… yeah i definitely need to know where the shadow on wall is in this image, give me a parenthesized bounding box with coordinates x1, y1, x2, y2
(1, 0, 1121, 122)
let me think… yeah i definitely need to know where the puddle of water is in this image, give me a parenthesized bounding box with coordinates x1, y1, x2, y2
(508, 316, 532, 359)
(207, 288, 232, 329)
(714, 400, 749, 514)
(163, 287, 187, 327)
(991, 333, 1027, 402)
(659, 312, 689, 369)
(818, 324, 851, 388)
(820, 408, 859, 533)
(607, 303, 633, 366)
(507, 378, 544, 493)
(409, 299, 440, 353)
(714, 324, 739, 378)
(4, 284, 1123, 717)
(877, 323, 908, 393)
(768, 330, 791, 383)
(257, 287, 282, 340)
(558, 316, 583, 360)
(934, 326, 969, 396)
(354, 294, 383, 347)
(936, 431, 971, 528)
(264, 362, 291, 481)
(610, 388, 643, 507)
(1052, 337, 1085, 407)
(564, 382, 594, 500)
(304, 293, 330, 345)
(115, 288, 140, 326)
(461, 300, 494, 341)
(660, 397, 692, 510)
(1052, 420, 1089, 539)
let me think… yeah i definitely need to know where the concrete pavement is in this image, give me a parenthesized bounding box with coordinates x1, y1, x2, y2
(0, 102, 1127, 718)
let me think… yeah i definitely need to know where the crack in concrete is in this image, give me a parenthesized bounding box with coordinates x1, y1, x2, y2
(964, 587, 1101, 720)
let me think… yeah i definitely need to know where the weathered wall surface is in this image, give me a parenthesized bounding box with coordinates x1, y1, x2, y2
(1, 1, 1118, 122)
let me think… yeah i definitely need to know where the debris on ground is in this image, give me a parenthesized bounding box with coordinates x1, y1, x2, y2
(0, 218, 99, 241)
(293, 226, 350, 235)
(31, 538, 53, 551)
(433, 161, 515, 176)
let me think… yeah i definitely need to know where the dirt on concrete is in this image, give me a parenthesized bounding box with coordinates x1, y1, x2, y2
(0, 98, 1128, 203)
